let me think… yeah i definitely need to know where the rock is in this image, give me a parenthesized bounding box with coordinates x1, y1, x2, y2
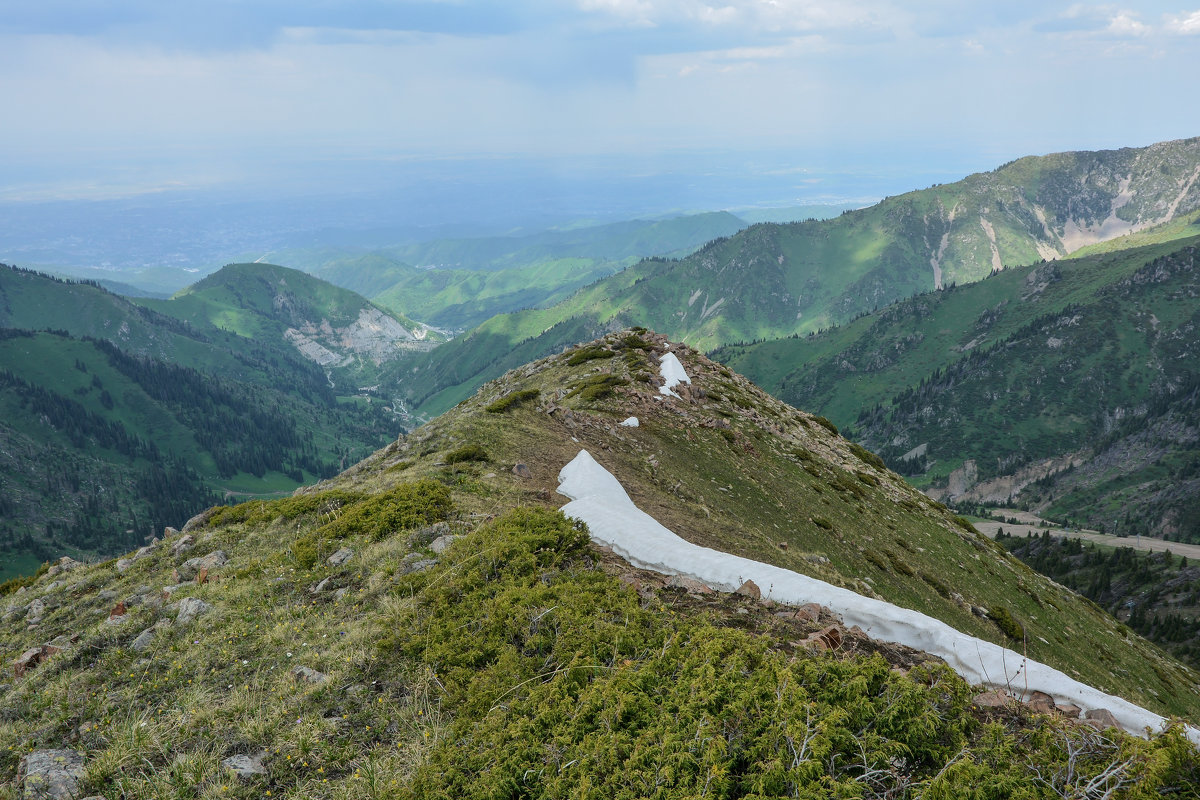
(163, 526, 180, 538)
(130, 628, 156, 653)
(26, 598, 46, 624)
(409, 522, 450, 548)
(666, 575, 713, 594)
(176, 597, 212, 626)
(429, 535, 460, 555)
(972, 690, 1012, 708)
(970, 605, 989, 618)
(1083, 708, 1120, 731)
(734, 580, 761, 600)
(221, 751, 268, 780)
(512, 463, 532, 479)
(333, 588, 349, 601)
(794, 603, 824, 623)
(619, 417, 639, 428)
(18, 749, 86, 799)
(14, 648, 44, 678)
(169, 535, 195, 558)
(1057, 702, 1082, 719)
(292, 665, 328, 684)
(45, 557, 82, 578)
(108, 601, 127, 620)
(1025, 691, 1056, 714)
(397, 557, 438, 576)
(96, 590, 117, 602)
(181, 506, 219, 534)
(812, 625, 843, 650)
(326, 547, 354, 567)
(115, 558, 135, 573)
(177, 551, 228, 581)
(310, 577, 332, 594)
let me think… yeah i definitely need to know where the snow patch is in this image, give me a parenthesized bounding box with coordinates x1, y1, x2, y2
(658, 352, 691, 398)
(556, 449, 1197, 744)
(619, 417, 640, 427)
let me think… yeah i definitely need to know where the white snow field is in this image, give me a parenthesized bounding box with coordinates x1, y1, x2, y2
(619, 417, 640, 427)
(557, 449, 1199, 744)
(658, 352, 691, 397)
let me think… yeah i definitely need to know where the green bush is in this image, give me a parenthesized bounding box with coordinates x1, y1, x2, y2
(321, 480, 454, 541)
(445, 444, 490, 464)
(855, 470, 880, 487)
(485, 389, 539, 414)
(566, 374, 629, 402)
(811, 516, 834, 530)
(811, 415, 839, 435)
(886, 549, 916, 576)
(921, 571, 952, 597)
(848, 441, 886, 470)
(290, 534, 320, 570)
(207, 489, 363, 527)
(987, 605, 1025, 641)
(566, 346, 616, 366)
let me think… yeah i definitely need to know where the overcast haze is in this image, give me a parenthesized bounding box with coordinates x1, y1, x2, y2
(3, 1, 1199, 222)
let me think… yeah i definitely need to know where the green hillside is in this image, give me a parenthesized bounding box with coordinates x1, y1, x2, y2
(2, 331, 1197, 799)
(0, 266, 408, 567)
(717, 234, 1200, 541)
(391, 138, 1200, 419)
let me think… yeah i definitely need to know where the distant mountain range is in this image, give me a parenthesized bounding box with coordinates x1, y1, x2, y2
(390, 137, 1200, 419)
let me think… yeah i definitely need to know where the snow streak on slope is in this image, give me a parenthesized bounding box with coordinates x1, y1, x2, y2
(556, 449, 1197, 743)
(658, 352, 691, 397)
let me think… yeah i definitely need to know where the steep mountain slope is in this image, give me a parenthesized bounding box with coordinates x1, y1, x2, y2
(3, 331, 1197, 799)
(147, 263, 443, 387)
(396, 138, 1200, 418)
(0, 266, 405, 567)
(717, 232, 1200, 541)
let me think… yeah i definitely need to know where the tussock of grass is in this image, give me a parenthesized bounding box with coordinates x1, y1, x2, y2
(485, 389, 539, 414)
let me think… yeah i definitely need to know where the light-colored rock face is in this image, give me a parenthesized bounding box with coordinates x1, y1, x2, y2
(18, 749, 85, 799)
(285, 307, 439, 368)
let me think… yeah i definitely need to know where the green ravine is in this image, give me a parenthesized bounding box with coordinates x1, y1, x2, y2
(3, 331, 1198, 798)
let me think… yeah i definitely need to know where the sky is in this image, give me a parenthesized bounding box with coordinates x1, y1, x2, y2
(2, 0, 1199, 212)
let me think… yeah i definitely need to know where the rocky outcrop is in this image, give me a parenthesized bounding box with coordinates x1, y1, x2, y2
(17, 749, 85, 799)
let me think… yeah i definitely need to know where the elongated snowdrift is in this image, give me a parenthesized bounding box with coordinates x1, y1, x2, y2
(557, 449, 1196, 743)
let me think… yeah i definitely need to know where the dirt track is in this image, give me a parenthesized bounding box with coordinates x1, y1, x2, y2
(974, 509, 1200, 560)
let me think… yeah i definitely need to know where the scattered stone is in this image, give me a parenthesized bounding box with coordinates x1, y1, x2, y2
(734, 579, 761, 600)
(221, 751, 268, 780)
(176, 597, 212, 626)
(429, 535, 460, 555)
(619, 417, 639, 428)
(160, 584, 188, 601)
(177, 551, 228, 581)
(115, 558, 134, 574)
(163, 526, 180, 538)
(1057, 702, 1082, 719)
(970, 605, 989, 618)
(26, 598, 46, 624)
(326, 548, 354, 567)
(1025, 691, 1056, 714)
(512, 463, 532, 479)
(181, 506, 219, 534)
(96, 590, 117, 602)
(310, 577, 332, 594)
(14, 648, 44, 678)
(130, 628, 156, 653)
(292, 665, 328, 684)
(793, 603, 824, 623)
(1082, 708, 1120, 731)
(45, 557, 82, 578)
(333, 588, 349, 601)
(18, 749, 86, 799)
(810, 625, 843, 651)
(108, 602, 127, 620)
(397, 557, 439, 576)
(169, 535, 195, 558)
(408, 522, 449, 548)
(973, 689, 1011, 708)
(666, 575, 713, 594)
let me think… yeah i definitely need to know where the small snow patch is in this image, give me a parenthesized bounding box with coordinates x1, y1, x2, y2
(658, 352, 691, 398)
(619, 417, 639, 428)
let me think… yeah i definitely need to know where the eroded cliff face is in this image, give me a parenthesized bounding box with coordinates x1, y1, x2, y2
(285, 306, 439, 368)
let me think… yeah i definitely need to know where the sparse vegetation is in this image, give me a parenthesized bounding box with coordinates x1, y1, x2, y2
(565, 345, 616, 366)
(444, 444, 490, 464)
(485, 389, 540, 413)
